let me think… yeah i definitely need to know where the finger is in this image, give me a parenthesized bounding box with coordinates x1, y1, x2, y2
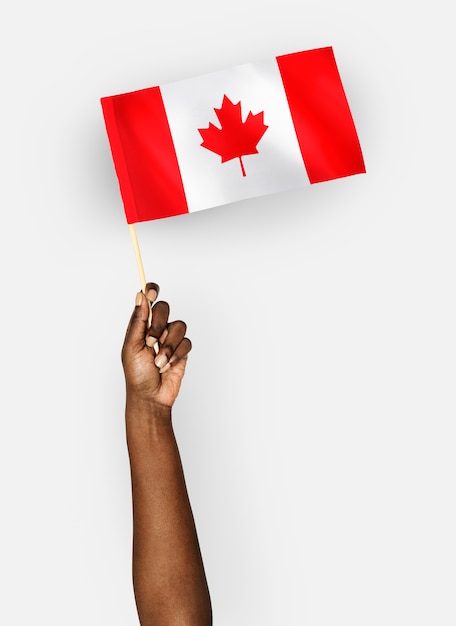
(154, 320, 187, 370)
(144, 282, 160, 304)
(160, 338, 192, 374)
(123, 291, 150, 352)
(146, 301, 170, 349)
(159, 328, 169, 344)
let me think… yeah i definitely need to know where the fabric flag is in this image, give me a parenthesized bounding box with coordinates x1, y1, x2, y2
(101, 46, 365, 224)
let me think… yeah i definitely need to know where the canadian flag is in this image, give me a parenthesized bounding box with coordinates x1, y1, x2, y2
(101, 47, 365, 224)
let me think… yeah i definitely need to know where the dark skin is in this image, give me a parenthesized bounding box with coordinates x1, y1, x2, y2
(122, 283, 212, 626)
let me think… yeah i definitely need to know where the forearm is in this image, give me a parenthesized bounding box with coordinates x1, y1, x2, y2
(126, 394, 212, 626)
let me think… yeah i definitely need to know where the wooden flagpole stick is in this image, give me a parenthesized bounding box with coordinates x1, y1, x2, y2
(129, 223, 147, 293)
(128, 224, 157, 347)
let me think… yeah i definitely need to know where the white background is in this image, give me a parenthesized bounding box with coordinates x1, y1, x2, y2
(0, 2, 454, 625)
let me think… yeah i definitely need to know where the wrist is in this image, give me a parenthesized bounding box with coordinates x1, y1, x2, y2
(125, 391, 172, 427)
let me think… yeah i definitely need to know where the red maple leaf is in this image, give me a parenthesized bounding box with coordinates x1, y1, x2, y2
(198, 95, 268, 177)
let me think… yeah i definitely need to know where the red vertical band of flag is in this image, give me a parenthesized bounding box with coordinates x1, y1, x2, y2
(101, 87, 188, 223)
(276, 48, 365, 184)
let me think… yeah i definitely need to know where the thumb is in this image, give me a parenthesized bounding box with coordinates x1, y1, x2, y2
(124, 291, 150, 352)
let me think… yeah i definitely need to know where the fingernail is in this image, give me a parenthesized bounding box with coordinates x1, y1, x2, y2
(146, 336, 158, 348)
(135, 292, 142, 306)
(159, 363, 171, 374)
(146, 288, 158, 303)
(155, 353, 168, 369)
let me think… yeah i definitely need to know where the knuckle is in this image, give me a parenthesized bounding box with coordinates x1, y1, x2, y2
(153, 300, 169, 312)
(171, 320, 187, 334)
